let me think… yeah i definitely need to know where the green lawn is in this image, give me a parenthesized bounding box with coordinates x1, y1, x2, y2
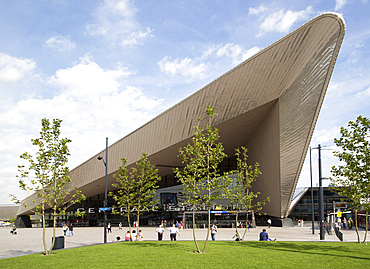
(1, 241, 369, 268)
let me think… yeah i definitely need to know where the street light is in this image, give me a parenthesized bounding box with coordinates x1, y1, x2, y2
(310, 144, 326, 240)
(318, 144, 325, 240)
(97, 137, 108, 244)
(309, 146, 315, 234)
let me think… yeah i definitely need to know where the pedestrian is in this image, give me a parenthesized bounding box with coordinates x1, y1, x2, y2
(119, 222, 122, 230)
(267, 218, 272, 228)
(156, 225, 164, 241)
(167, 224, 180, 241)
(348, 218, 353, 229)
(247, 221, 250, 231)
(180, 221, 183, 230)
(297, 219, 301, 227)
(301, 219, 304, 227)
(164, 219, 167, 227)
(69, 223, 74, 236)
(62, 224, 68, 236)
(211, 223, 217, 241)
(107, 223, 112, 233)
(175, 221, 180, 228)
(10, 225, 17, 235)
(124, 231, 131, 241)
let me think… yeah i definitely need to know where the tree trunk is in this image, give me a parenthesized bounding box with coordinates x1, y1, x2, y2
(49, 208, 57, 255)
(135, 214, 140, 242)
(192, 207, 200, 253)
(362, 211, 368, 244)
(242, 210, 249, 241)
(42, 208, 48, 255)
(127, 214, 132, 242)
(354, 210, 361, 243)
(202, 207, 210, 253)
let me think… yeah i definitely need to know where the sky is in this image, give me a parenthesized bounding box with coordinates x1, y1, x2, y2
(0, 0, 369, 205)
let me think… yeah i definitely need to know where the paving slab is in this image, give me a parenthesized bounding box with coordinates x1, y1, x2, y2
(0, 225, 367, 259)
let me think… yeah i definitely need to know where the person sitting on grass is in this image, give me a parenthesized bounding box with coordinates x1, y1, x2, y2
(125, 231, 131, 241)
(259, 229, 276, 241)
(233, 230, 241, 241)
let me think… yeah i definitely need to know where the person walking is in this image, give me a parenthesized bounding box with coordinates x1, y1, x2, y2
(156, 225, 164, 241)
(167, 224, 180, 241)
(267, 218, 272, 228)
(211, 223, 218, 241)
(62, 224, 68, 236)
(119, 222, 122, 230)
(107, 223, 112, 233)
(69, 223, 74, 236)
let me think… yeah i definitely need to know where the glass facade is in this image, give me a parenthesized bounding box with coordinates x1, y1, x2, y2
(288, 187, 350, 222)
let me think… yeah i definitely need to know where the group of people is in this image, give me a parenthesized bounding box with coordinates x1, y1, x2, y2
(297, 219, 304, 227)
(336, 217, 353, 230)
(156, 223, 181, 241)
(62, 223, 74, 236)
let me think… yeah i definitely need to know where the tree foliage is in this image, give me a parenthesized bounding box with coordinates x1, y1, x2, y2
(175, 106, 229, 253)
(330, 115, 370, 244)
(226, 146, 270, 241)
(110, 153, 161, 242)
(11, 118, 85, 255)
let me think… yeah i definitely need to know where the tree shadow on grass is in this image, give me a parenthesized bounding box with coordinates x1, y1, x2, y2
(230, 241, 370, 261)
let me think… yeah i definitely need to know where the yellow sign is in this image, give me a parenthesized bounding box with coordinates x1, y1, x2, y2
(336, 211, 342, 217)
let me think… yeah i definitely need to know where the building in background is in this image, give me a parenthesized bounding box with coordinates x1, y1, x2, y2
(15, 13, 345, 228)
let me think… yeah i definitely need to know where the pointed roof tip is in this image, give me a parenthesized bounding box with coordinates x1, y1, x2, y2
(315, 11, 346, 28)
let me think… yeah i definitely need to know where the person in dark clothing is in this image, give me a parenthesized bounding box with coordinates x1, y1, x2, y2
(259, 229, 275, 241)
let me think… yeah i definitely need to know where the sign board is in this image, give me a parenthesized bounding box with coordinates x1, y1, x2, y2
(99, 207, 112, 212)
(336, 211, 342, 217)
(335, 202, 347, 208)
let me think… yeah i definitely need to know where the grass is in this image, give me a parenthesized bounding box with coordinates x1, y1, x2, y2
(1, 241, 369, 268)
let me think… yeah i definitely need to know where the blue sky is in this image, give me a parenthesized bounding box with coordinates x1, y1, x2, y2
(0, 0, 369, 204)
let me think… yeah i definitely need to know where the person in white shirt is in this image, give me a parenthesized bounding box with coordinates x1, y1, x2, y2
(131, 230, 137, 241)
(211, 223, 218, 241)
(167, 224, 180, 241)
(156, 225, 164, 241)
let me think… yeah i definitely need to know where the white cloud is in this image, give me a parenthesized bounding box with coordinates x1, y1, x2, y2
(356, 85, 370, 97)
(0, 56, 163, 203)
(85, 0, 152, 47)
(45, 35, 76, 51)
(0, 53, 36, 83)
(158, 44, 260, 80)
(249, 5, 314, 37)
(157, 56, 208, 80)
(121, 27, 154, 47)
(335, 0, 349, 11)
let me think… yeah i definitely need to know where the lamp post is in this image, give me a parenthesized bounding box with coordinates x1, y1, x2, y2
(318, 144, 325, 240)
(97, 137, 108, 244)
(309, 146, 315, 234)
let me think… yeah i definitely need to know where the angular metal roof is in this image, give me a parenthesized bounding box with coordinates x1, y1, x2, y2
(18, 13, 345, 218)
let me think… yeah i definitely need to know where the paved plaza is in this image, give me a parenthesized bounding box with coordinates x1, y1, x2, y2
(0, 225, 367, 259)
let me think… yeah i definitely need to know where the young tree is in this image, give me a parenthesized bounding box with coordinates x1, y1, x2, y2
(110, 153, 161, 242)
(175, 106, 229, 253)
(11, 118, 85, 255)
(226, 146, 270, 241)
(330, 115, 370, 244)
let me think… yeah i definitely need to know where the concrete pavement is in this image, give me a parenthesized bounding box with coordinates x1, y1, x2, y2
(0, 225, 367, 259)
